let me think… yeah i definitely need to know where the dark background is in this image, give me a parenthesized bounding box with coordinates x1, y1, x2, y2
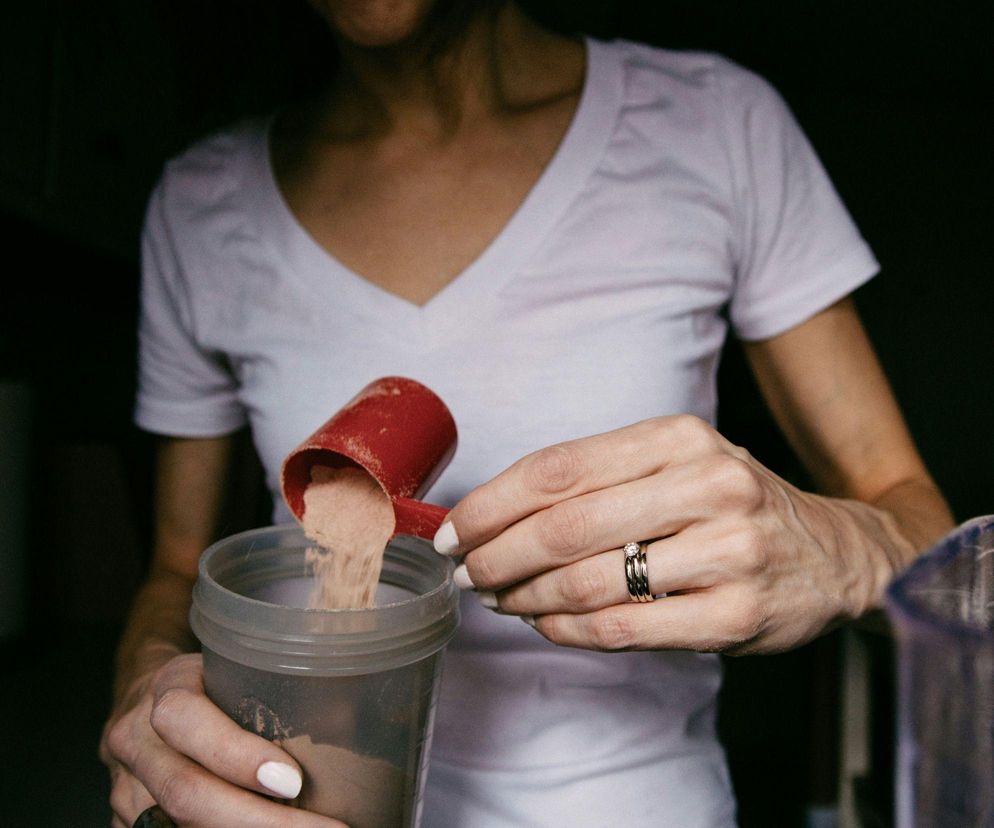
(0, 1, 991, 826)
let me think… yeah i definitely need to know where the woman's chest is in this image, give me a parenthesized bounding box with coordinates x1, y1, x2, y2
(271, 111, 577, 307)
(190, 150, 740, 493)
(207, 257, 733, 504)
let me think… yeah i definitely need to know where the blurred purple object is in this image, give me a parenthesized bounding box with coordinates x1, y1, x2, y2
(887, 515, 994, 828)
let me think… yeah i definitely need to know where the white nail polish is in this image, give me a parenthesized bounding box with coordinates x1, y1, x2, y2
(453, 563, 475, 590)
(521, 615, 536, 629)
(434, 521, 460, 556)
(257, 761, 302, 799)
(478, 591, 499, 610)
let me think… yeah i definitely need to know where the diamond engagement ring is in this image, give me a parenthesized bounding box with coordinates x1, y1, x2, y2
(624, 541, 654, 602)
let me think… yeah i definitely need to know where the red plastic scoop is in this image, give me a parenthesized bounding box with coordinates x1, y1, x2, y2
(281, 377, 457, 540)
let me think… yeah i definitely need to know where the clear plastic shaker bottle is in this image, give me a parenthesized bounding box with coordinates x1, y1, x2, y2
(191, 526, 458, 827)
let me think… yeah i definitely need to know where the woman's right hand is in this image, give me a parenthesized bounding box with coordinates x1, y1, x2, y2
(101, 653, 346, 828)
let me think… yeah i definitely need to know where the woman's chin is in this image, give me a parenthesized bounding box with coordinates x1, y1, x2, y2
(310, 0, 439, 49)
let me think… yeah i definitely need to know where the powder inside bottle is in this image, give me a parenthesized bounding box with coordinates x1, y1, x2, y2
(281, 733, 405, 827)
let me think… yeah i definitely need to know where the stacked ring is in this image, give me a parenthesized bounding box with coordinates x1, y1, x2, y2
(623, 541, 654, 603)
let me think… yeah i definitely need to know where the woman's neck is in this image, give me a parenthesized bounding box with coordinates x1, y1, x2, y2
(325, 3, 583, 140)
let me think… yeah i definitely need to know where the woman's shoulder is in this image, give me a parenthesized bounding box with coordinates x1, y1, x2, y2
(599, 37, 784, 113)
(152, 117, 270, 223)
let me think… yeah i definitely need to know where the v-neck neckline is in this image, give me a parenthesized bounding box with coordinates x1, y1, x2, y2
(247, 37, 622, 329)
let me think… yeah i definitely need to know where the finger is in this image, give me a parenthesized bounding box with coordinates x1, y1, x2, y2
(108, 681, 347, 828)
(437, 415, 729, 555)
(130, 738, 347, 828)
(148, 655, 306, 801)
(110, 766, 156, 828)
(497, 518, 762, 614)
(497, 527, 725, 614)
(531, 586, 766, 654)
(462, 451, 758, 591)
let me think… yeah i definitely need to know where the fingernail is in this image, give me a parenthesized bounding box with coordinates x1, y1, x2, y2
(453, 563, 475, 590)
(521, 615, 536, 629)
(434, 521, 460, 556)
(257, 761, 302, 799)
(478, 591, 499, 610)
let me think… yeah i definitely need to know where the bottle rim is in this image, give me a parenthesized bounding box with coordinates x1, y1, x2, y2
(190, 524, 459, 676)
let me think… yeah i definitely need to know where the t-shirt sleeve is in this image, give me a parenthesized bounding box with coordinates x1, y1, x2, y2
(134, 178, 248, 437)
(718, 59, 879, 341)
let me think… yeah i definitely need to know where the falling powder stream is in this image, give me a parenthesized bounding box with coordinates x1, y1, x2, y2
(240, 464, 407, 826)
(300, 464, 396, 609)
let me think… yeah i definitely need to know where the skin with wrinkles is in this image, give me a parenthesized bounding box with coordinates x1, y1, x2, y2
(440, 301, 953, 656)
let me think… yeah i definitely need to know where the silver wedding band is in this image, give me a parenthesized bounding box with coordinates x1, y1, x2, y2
(623, 541, 654, 602)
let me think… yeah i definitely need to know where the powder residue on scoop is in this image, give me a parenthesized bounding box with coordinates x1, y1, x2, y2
(301, 465, 395, 609)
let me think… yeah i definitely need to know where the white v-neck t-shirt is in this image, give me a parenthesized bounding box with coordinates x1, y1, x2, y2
(136, 38, 877, 827)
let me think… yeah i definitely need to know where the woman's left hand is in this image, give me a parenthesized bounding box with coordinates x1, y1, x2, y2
(434, 415, 916, 655)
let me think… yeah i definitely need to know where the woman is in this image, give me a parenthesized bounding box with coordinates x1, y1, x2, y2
(101, 1, 953, 826)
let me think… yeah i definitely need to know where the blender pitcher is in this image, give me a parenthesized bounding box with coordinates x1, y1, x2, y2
(886, 514, 994, 828)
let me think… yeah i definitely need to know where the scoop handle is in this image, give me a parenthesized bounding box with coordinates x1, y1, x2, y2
(393, 498, 450, 541)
